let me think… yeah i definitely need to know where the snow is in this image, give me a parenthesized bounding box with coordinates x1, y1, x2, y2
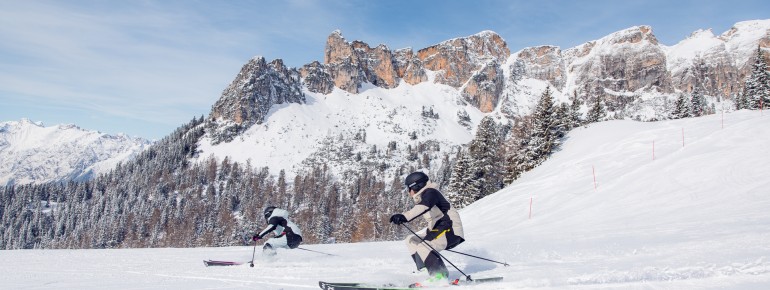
(196, 81, 482, 177)
(721, 20, 770, 68)
(0, 119, 150, 185)
(665, 29, 725, 76)
(4, 110, 770, 289)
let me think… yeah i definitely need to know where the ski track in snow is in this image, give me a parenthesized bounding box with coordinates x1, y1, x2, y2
(3, 110, 770, 289)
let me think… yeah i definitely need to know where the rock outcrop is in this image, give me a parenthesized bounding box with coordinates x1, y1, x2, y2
(417, 31, 510, 89)
(462, 60, 504, 112)
(563, 26, 673, 106)
(300, 61, 335, 94)
(393, 48, 427, 85)
(208, 57, 304, 143)
(321, 30, 510, 113)
(667, 29, 739, 97)
(515, 45, 566, 89)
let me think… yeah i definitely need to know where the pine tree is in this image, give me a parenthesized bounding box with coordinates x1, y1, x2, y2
(503, 117, 532, 185)
(448, 151, 480, 208)
(735, 89, 747, 110)
(569, 92, 584, 128)
(526, 87, 560, 167)
(743, 46, 770, 110)
(554, 102, 570, 137)
(671, 93, 691, 119)
(586, 95, 606, 123)
(690, 87, 706, 117)
(468, 116, 502, 198)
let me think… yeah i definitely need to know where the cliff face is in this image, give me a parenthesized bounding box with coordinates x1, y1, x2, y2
(322, 30, 510, 112)
(300, 61, 335, 94)
(562, 26, 674, 106)
(462, 60, 504, 113)
(417, 31, 511, 89)
(393, 48, 428, 85)
(667, 29, 739, 97)
(516, 45, 566, 89)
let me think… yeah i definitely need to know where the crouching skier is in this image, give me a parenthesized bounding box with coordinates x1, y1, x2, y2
(389, 172, 465, 287)
(252, 206, 303, 256)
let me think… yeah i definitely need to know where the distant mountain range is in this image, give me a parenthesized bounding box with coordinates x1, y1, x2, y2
(0, 119, 150, 186)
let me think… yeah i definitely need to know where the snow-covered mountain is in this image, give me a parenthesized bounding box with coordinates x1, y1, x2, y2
(0, 119, 151, 185)
(199, 19, 770, 179)
(4, 110, 769, 289)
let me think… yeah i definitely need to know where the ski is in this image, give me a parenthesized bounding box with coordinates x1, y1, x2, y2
(454, 276, 504, 285)
(319, 277, 502, 289)
(318, 281, 410, 290)
(203, 260, 244, 267)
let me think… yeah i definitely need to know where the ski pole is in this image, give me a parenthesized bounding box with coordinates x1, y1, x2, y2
(249, 241, 257, 267)
(445, 249, 509, 266)
(296, 247, 338, 256)
(401, 224, 472, 281)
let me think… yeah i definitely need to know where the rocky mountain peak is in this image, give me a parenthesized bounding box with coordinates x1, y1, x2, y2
(324, 31, 356, 65)
(207, 55, 304, 144)
(323, 30, 398, 93)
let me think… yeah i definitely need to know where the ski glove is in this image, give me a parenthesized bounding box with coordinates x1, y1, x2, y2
(252, 235, 260, 241)
(390, 214, 407, 225)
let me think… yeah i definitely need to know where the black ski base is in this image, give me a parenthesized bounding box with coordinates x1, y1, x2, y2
(203, 260, 244, 267)
(319, 277, 503, 289)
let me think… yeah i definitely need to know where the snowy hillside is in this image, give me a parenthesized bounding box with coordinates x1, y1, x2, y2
(198, 79, 485, 177)
(0, 119, 151, 185)
(4, 110, 769, 289)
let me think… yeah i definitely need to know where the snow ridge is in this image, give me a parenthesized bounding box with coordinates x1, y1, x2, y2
(0, 119, 151, 185)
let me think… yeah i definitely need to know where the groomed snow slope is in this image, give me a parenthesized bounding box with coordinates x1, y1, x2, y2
(3, 110, 769, 289)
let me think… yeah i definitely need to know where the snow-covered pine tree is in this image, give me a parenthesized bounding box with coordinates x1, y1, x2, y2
(468, 116, 503, 198)
(569, 92, 584, 128)
(690, 87, 706, 117)
(555, 102, 570, 137)
(586, 95, 606, 123)
(503, 117, 532, 185)
(526, 87, 560, 168)
(448, 151, 480, 208)
(743, 46, 770, 110)
(735, 88, 747, 110)
(671, 93, 691, 119)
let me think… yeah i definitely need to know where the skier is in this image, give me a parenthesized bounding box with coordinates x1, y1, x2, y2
(252, 206, 303, 256)
(389, 171, 465, 286)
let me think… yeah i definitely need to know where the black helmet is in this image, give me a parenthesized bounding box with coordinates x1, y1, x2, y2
(404, 171, 429, 192)
(263, 206, 277, 221)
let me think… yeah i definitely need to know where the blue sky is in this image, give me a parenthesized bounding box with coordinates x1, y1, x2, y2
(1, 0, 768, 140)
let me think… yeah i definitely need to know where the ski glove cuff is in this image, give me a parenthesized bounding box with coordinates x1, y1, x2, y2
(390, 214, 407, 225)
(252, 235, 260, 241)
